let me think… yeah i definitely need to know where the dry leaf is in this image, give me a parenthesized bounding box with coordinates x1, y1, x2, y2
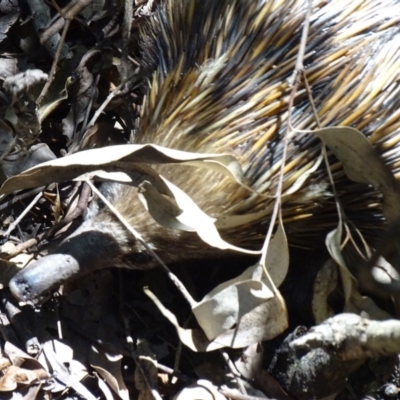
(0, 144, 245, 196)
(134, 340, 158, 400)
(90, 346, 129, 400)
(325, 223, 354, 304)
(324, 216, 391, 320)
(265, 221, 289, 287)
(315, 126, 400, 223)
(173, 379, 227, 400)
(0, 342, 49, 392)
(97, 377, 115, 400)
(41, 341, 95, 400)
(144, 219, 288, 349)
(146, 277, 287, 350)
(0, 365, 48, 391)
(3, 69, 48, 97)
(191, 220, 288, 341)
(370, 256, 400, 285)
(233, 343, 263, 381)
(285, 154, 323, 195)
(312, 259, 338, 323)
(193, 274, 274, 340)
(0, 143, 262, 254)
(138, 176, 259, 254)
(4, 342, 43, 369)
(0, 258, 22, 289)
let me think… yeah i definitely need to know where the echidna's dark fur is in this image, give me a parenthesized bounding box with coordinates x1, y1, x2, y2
(9, 0, 400, 303)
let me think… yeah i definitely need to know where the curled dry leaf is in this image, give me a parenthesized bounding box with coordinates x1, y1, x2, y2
(37, 76, 69, 122)
(192, 269, 274, 341)
(145, 220, 288, 348)
(1, 144, 261, 254)
(0, 342, 49, 392)
(325, 221, 354, 304)
(192, 258, 287, 341)
(1, 143, 56, 179)
(325, 224, 391, 319)
(145, 264, 287, 350)
(85, 169, 259, 255)
(0, 144, 246, 196)
(138, 176, 259, 254)
(317, 126, 400, 303)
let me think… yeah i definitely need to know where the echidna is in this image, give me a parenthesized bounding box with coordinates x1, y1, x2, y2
(9, 0, 400, 304)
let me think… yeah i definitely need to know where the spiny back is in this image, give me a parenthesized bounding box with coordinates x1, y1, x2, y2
(119, 0, 400, 247)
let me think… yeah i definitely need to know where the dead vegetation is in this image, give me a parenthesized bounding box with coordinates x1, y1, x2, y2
(0, 1, 400, 399)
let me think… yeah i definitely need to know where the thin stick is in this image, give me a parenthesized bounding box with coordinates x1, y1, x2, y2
(37, 19, 71, 105)
(0, 186, 45, 212)
(4, 183, 90, 258)
(3, 191, 43, 237)
(39, 0, 91, 44)
(6, 237, 41, 258)
(260, 0, 312, 268)
(85, 78, 129, 130)
(288, 0, 312, 87)
(121, 0, 133, 85)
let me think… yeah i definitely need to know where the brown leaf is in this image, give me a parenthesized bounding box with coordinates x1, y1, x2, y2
(315, 126, 400, 223)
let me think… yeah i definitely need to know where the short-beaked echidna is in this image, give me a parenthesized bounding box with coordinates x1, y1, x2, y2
(9, 0, 400, 304)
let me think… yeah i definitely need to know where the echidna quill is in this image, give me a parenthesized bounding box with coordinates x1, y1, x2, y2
(9, 0, 400, 305)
